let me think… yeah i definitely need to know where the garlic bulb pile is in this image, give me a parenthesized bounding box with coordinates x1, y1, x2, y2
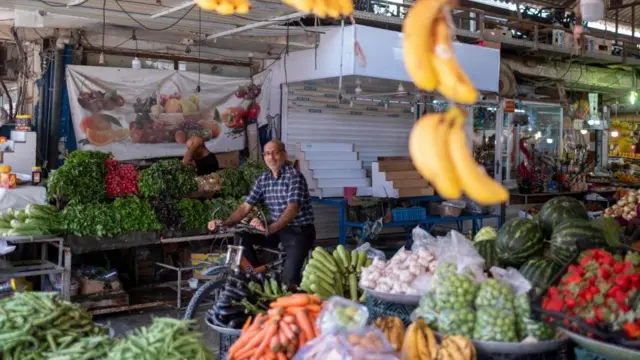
(604, 189, 638, 220)
(359, 248, 437, 295)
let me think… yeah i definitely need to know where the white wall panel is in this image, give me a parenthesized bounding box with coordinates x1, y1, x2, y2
(283, 83, 416, 239)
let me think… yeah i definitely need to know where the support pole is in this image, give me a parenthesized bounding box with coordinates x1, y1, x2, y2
(47, 49, 65, 170)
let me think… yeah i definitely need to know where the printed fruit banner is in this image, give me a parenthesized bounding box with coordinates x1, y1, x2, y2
(65, 65, 269, 161)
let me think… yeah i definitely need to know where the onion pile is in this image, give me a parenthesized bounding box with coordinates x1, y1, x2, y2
(604, 189, 638, 220)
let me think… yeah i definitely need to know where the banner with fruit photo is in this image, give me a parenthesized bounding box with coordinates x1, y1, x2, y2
(66, 66, 267, 161)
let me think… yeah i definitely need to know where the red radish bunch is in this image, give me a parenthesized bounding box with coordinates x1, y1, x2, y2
(105, 159, 139, 197)
(542, 248, 640, 339)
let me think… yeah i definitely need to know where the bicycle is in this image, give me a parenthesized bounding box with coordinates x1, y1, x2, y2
(183, 222, 286, 320)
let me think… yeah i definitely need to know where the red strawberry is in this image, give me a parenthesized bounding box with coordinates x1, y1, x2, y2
(545, 298, 564, 312)
(565, 297, 577, 310)
(548, 286, 560, 297)
(614, 263, 625, 274)
(623, 322, 640, 338)
(599, 266, 612, 280)
(615, 275, 631, 291)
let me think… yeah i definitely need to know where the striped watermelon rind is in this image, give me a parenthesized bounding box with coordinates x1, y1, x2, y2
(474, 239, 498, 270)
(474, 226, 498, 242)
(519, 258, 561, 293)
(549, 219, 606, 265)
(496, 218, 545, 267)
(538, 196, 589, 237)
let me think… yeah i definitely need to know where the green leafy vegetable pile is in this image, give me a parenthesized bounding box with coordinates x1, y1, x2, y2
(113, 196, 162, 232)
(175, 198, 209, 230)
(47, 150, 110, 203)
(138, 159, 197, 198)
(62, 201, 121, 237)
(218, 160, 266, 199)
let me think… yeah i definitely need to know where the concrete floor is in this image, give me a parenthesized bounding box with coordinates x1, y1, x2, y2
(94, 306, 221, 353)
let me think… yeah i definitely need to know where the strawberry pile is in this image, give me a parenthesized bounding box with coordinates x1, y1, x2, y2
(542, 248, 640, 339)
(105, 159, 139, 197)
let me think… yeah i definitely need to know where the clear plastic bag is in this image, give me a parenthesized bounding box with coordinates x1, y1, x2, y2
(473, 307, 519, 342)
(474, 279, 515, 308)
(317, 296, 369, 334)
(355, 242, 386, 261)
(432, 262, 479, 310)
(435, 231, 487, 283)
(437, 308, 476, 338)
(411, 226, 437, 252)
(294, 327, 399, 360)
(513, 292, 556, 341)
(411, 290, 439, 328)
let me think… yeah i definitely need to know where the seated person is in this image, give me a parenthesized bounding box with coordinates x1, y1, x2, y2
(182, 135, 219, 176)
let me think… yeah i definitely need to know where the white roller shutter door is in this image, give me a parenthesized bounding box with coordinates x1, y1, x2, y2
(282, 83, 416, 240)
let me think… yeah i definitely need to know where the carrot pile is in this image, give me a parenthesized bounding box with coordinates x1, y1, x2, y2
(228, 293, 323, 360)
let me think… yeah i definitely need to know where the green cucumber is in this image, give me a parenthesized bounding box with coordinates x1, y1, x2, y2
(348, 274, 358, 302)
(306, 268, 333, 285)
(310, 276, 335, 295)
(334, 272, 344, 297)
(337, 245, 350, 270)
(307, 259, 334, 278)
(350, 249, 358, 269)
(314, 246, 336, 265)
(310, 283, 333, 299)
(312, 250, 338, 272)
(333, 250, 347, 274)
(356, 251, 367, 273)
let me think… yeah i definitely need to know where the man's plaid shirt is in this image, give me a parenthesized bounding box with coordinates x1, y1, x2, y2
(246, 162, 315, 226)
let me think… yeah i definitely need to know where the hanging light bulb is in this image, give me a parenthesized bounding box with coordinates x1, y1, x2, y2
(587, 119, 595, 126)
(132, 57, 141, 69)
(98, 52, 105, 65)
(384, 101, 389, 109)
(612, 130, 620, 138)
(594, 119, 601, 125)
(630, 91, 638, 105)
(410, 102, 415, 112)
(580, 129, 588, 135)
(527, 126, 532, 132)
(349, 99, 354, 108)
(397, 83, 405, 93)
(546, 138, 554, 144)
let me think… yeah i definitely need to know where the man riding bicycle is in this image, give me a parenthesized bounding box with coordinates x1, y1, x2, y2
(208, 140, 316, 286)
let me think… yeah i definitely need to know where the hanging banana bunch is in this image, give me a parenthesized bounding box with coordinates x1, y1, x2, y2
(403, 0, 508, 205)
(195, 0, 251, 15)
(281, 0, 352, 19)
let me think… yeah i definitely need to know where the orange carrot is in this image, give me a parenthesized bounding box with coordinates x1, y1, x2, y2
(268, 307, 284, 319)
(306, 304, 321, 313)
(294, 309, 315, 341)
(264, 352, 277, 360)
(278, 327, 290, 347)
(269, 336, 281, 353)
(276, 352, 287, 360)
(289, 323, 300, 335)
(241, 316, 253, 333)
(298, 332, 307, 348)
(270, 293, 312, 308)
(284, 306, 306, 316)
(283, 315, 297, 324)
(253, 321, 279, 357)
(228, 325, 264, 359)
(234, 325, 270, 359)
(279, 321, 295, 340)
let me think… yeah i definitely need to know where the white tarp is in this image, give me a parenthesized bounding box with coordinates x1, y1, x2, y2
(65, 65, 270, 160)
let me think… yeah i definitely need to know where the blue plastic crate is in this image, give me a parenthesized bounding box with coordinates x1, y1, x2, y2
(392, 207, 427, 222)
(574, 347, 609, 360)
(365, 295, 417, 327)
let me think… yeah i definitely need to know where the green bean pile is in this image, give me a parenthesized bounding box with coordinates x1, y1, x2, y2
(0, 293, 214, 360)
(0, 292, 107, 360)
(106, 318, 213, 360)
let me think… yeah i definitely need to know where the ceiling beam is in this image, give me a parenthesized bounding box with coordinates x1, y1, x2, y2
(207, 11, 308, 39)
(150, 1, 194, 19)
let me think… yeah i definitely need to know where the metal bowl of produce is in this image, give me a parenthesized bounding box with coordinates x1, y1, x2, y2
(560, 328, 640, 360)
(365, 288, 421, 305)
(470, 337, 569, 355)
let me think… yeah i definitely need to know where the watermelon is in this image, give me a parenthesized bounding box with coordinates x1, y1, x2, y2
(538, 196, 589, 237)
(519, 258, 560, 295)
(496, 218, 545, 267)
(474, 226, 498, 242)
(474, 239, 498, 270)
(549, 219, 606, 265)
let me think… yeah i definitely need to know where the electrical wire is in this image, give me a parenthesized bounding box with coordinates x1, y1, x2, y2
(102, 0, 106, 51)
(114, 0, 196, 32)
(197, 8, 201, 93)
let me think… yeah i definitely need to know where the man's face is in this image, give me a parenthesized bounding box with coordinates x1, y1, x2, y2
(263, 143, 286, 171)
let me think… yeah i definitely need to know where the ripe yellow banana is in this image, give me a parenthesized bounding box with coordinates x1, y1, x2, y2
(447, 107, 509, 205)
(402, 0, 448, 91)
(216, 0, 235, 15)
(442, 335, 476, 360)
(431, 15, 479, 105)
(195, 0, 219, 11)
(409, 111, 462, 199)
(233, 0, 251, 14)
(414, 319, 434, 360)
(337, 0, 353, 16)
(401, 321, 420, 360)
(422, 323, 438, 359)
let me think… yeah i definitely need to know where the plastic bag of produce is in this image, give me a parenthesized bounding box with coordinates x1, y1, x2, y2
(436, 308, 476, 338)
(317, 296, 369, 334)
(411, 290, 440, 328)
(435, 230, 487, 282)
(513, 293, 556, 341)
(432, 262, 479, 310)
(355, 242, 386, 261)
(473, 307, 519, 342)
(474, 279, 515, 308)
(411, 226, 438, 252)
(294, 327, 399, 360)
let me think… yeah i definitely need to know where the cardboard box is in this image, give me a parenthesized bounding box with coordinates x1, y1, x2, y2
(191, 252, 226, 280)
(216, 150, 240, 169)
(79, 277, 121, 295)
